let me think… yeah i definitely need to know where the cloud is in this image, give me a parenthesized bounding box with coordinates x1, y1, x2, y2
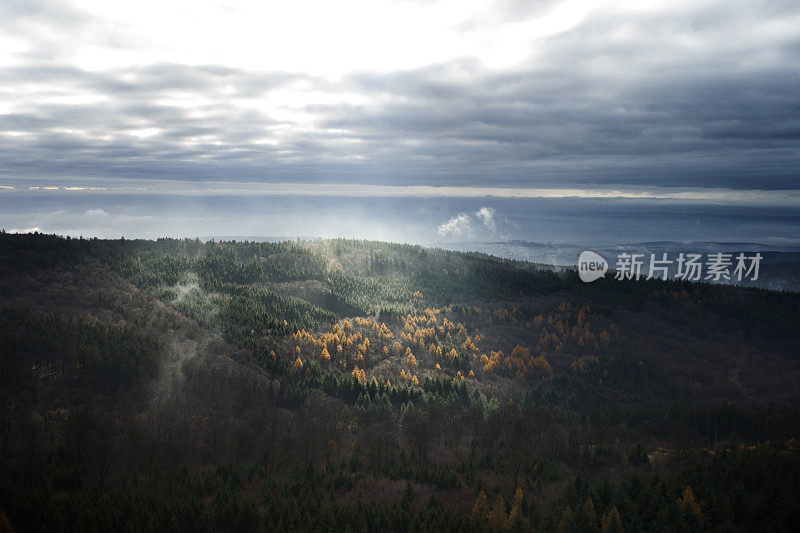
(7, 227, 42, 234)
(437, 206, 499, 239)
(437, 213, 472, 237)
(475, 206, 495, 228)
(3, 180, 800, 206)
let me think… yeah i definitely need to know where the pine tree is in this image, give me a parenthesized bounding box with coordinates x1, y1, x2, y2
(507, 488, 525, 529)
(558, 506, 574, 533)
(678, 485, 703, 527)
(487, 494, 507, 531)
(574, 497, 599, 532)
(473, 491, 489, 520)
(601, 507, 624, 533)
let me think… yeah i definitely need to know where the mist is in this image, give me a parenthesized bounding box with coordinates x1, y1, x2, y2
(3, 191, 800, 250)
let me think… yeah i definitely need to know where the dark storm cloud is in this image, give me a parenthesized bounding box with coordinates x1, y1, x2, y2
(0, 0, 799, 190)
(319, 2, 800, 189)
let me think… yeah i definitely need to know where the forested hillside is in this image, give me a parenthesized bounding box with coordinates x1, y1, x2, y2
(1, 232, 799, 531)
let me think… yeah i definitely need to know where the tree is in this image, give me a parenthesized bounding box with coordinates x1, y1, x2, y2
(574, 498, 598, 532)
(403, 408, 436, 464)
(601, 507, 624, 533)
(473, 491, 489, 519)
(678, 485, 703, 528)
(558, 506, 574, 533)
(487, 494, 508, 530)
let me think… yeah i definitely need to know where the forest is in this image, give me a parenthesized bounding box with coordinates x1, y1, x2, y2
(1, 231, 800, 531)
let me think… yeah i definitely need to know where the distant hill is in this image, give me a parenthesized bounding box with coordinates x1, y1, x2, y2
(441, 239, 800, 292)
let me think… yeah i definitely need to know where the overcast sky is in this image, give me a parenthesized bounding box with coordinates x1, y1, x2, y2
(1, 0, 799, 241)
(1, 0, 798, 189)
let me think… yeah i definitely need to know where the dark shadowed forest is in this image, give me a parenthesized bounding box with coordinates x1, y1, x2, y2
(1, 232, 800, 531)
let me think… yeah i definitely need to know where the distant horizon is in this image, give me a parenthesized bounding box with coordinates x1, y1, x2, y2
(5, 230, 799, 292)
(6, 228, 800, 253)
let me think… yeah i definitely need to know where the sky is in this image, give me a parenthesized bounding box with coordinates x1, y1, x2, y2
(1, 0, 799, 243)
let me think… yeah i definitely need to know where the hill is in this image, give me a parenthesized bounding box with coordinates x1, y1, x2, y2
(1, 232, 800, 531)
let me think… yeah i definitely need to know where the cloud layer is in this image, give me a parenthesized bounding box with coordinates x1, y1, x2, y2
(0, 0, 798, 193)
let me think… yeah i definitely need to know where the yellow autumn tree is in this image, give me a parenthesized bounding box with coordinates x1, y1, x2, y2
(487, 494, 508, 531)
(380, 323, 394, 339)
(534, 354, 553, 373)
(601, 507, 624, 533)
(678, 485, 703, 526)
(351, 366, 366, 383)
(293, 356, 303, 370)
(508, 488, 525, 529)
(472, 491, 488, 520)
(321, 346, 330, 360)
(583, 498, 598, 530)
(557, 506, 574, 533)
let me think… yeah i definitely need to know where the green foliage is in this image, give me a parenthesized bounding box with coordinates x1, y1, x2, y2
(0, 308, 160, 393)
